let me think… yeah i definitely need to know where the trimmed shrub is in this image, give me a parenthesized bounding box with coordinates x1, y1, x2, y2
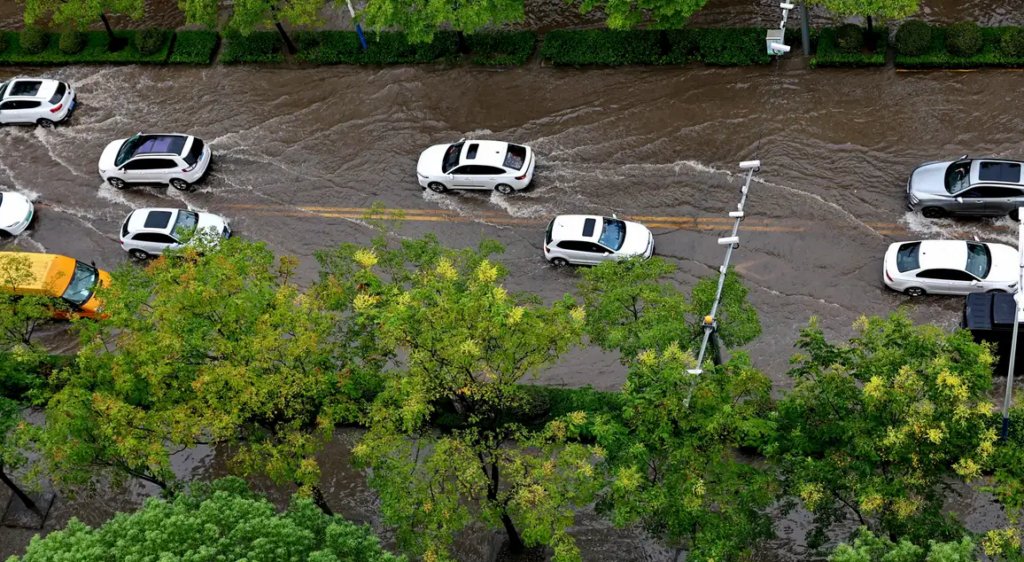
(169, 30, 218, 64)
(465, 31, 535, 66)
(695, 28, 770, 65)
(662, 29, 700, 64)
(58, 30, 86, 54)
(295, 30, 362, 64)
(1000, 26, 1024, 57)
(895, 20, 932, 55)
(946, 21, 983, 56)
(835, 23, 864, 53)
(0, 31, 171, 65)
(0, 32, 7, 54)
(135, 28, 169, 56)
(220, 31, 284, 64)
(20, 27, 48, 54)
(360, 31, 459, 64)
(810, 26, 888, 67)
(895, 26, 1024, 68)
(540, 29, 662, 65)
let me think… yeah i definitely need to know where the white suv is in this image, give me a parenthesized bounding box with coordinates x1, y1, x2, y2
(98, 133, 211, 192)
(0, 192, 34, 236)
(544, 215, 654, 266)
(119, 207, 230, 260)
(0, 78, 76, 128)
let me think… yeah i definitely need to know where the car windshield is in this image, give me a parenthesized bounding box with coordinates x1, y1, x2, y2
(442, 142, 464, 173)
(965, 242, 992, 279)
(115, 134, 143, 167)
(896, 242, 920, 272)
(945, 161, 972, 193)
(173, 210, 198, 238)
(61, 261, 99, 307)
(0, 82, 8, 99)
(598, 218, 627, 251)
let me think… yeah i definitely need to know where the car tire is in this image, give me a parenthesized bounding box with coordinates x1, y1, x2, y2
(108, 177, 127, 190)
(495, 184, 514, 195)
(170, 178, 192, 192)
(1010, 209, 1020, 222)
(921, 207, 946, 219)
(427, 182, 448, 193)
(904, 287, 926, 297)
(550, 257, 569, 267)
(36, 118, 55, 129)
(128, 249, 151, 260)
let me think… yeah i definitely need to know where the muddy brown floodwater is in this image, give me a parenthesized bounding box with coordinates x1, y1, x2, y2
(4, 3, 1024, 559)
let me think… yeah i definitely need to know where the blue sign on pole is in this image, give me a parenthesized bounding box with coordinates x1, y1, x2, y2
(356, 24, 368, 51)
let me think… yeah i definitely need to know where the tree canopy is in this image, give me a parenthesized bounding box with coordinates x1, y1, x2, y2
(809, 0, 919, 20)
(359, 0, 525, 44)
(568, 0, 709, 30)
(21, 0, 144, 28)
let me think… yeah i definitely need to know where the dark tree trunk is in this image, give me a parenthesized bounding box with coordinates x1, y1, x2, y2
(274, 20, 297, 55)
(485, 460, 524, 554)
(0, 467, 42, 519)
(100, 12, 126, 52)
(456, 31, 469, 54)
(310, 485, 334, 516)
(866, 15, 874, 34)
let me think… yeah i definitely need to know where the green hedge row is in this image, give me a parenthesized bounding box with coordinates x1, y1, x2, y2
(220, 31, 284, 64)
(896, 25, 1024, 68)
(539, 28, 770, 66)
(169, 30, 219, 64)
(294, 30, 459, 65)
(0, 30, 173, 65)
(810, 26, 888, 68)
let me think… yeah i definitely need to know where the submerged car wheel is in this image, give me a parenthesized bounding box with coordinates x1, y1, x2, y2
(427, 182, 448, 193)
(904, 287, 926, 297)
(128, 249, 150, 261)
(107, 177, 127, 190)
(170, 178, 192, 192)
(36, 118, 55, 129)
(495, 183, 514, 195)
(921, 207, 947, 219)
(1010, 209, 1020, 221)
(550, 257, 569, 267)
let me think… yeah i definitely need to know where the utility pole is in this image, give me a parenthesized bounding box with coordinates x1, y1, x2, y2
(1001, 206, 1024, 441)
(801, 2, 811, 55)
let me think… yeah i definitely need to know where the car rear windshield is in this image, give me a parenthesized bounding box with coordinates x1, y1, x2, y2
(896, 242, 920, 272)
(965, 242, 992, 279)
(979, 161, 1022, 183)
(598, 218, 627, 251)
(61, 261, 99, 307)
(545, 219, 554, 244)
(945, 161, 972, 193)
(183, 138, 205, 166)
(504, 144, 527, 170)
(48, 83, 66, 105)
(442, 142, 464, 173)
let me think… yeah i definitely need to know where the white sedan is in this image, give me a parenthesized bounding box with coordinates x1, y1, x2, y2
(544, 214, 654, 266)
(417, 139, 534, 194)
(882, 240, 1018, 296)
(0, 192, 34, 236)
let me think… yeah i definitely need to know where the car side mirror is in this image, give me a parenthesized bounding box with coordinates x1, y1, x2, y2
(955, 197, 963, 203)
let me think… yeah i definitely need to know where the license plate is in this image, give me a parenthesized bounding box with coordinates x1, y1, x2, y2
(67, 98, 75, 111)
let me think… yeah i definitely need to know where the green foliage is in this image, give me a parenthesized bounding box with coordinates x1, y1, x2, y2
(359, 0, 524, 44)
(895, 25, 1024, 68)
(134, 28, 169, 56)
(946, 21, 983, 56)
(829, 528, 977, 562)
(221, 30, 284, 63)
(7, 478, 404, 561)
(320, 236, 601, 560)
(465, 31, 535, 65)
(168, 30, 219, 64)
(835, 23, 865, 53)
(178, 0, 219, 28)
(540, 29, 663, 65)
(771, 314, 997, 549)
(0, 30, 171, 65)
(226, 0, 328, 37)
(296, 30, 460, 65)
(57, 30, 86, 54)
(808, 0, 919, 19)
(19, 28, 48, 54)
(695, 28, 770, 65)
(895, 19, 932, 55)
(595, 351, 776, 558)
(811, 26, 888, 67)
(40, 239, 378, 494)
(1000, 26, 1024, 57)
(569, 0, 709, 30)
(295, 30, 364, 63)
(22, 0, 144, 29)
(0, 32, 7, 54)
(688, 268, 761, 348)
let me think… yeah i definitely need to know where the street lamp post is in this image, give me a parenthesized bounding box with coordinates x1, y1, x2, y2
(1000, 206, 1024, 441)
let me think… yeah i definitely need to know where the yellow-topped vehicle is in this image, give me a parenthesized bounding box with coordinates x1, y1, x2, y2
(0, 252, 111, 318)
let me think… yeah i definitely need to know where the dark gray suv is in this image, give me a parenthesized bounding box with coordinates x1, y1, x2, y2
(907, 157, 1024, 220)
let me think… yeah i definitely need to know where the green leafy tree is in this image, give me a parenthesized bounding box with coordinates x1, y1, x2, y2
(181, 0, 329, 53)
(829, 528, 977, 562)
(359, 0, 524, 44)
(39, 239, 379, 511)
(21, 0, 144, 49)
(594, 349, 776, 561)
(771, 314, 997, 549)
(809, 0, 920, 32)
(983, 406, 1024, 561)
(567, 0, 709, 30)
(317, 236, 602, 561)
(6, 477, 404, 561)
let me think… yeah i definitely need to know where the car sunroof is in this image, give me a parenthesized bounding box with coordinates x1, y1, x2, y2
(10, 81, 42, 97)
(979, 161, 1021, 183)
(582, 218, 596, 237)
(144, 210, 173, 229)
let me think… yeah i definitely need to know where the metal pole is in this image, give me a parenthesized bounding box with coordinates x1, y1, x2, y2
(800, 2, 811, 56)
(1001, 206, 1024, 441)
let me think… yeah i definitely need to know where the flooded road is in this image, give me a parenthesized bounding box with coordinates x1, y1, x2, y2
(4, 34, 1024, 562)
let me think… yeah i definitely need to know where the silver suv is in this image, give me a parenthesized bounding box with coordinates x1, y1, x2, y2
(907, 156, 1024, 220)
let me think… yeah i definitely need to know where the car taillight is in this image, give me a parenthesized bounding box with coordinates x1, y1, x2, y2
(182, 164, 196, 172)
(543, 245, 548, 253)
(885, 269, 893, 282)
(49, 103, 63, 113)
(516, 174, 527, 180)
